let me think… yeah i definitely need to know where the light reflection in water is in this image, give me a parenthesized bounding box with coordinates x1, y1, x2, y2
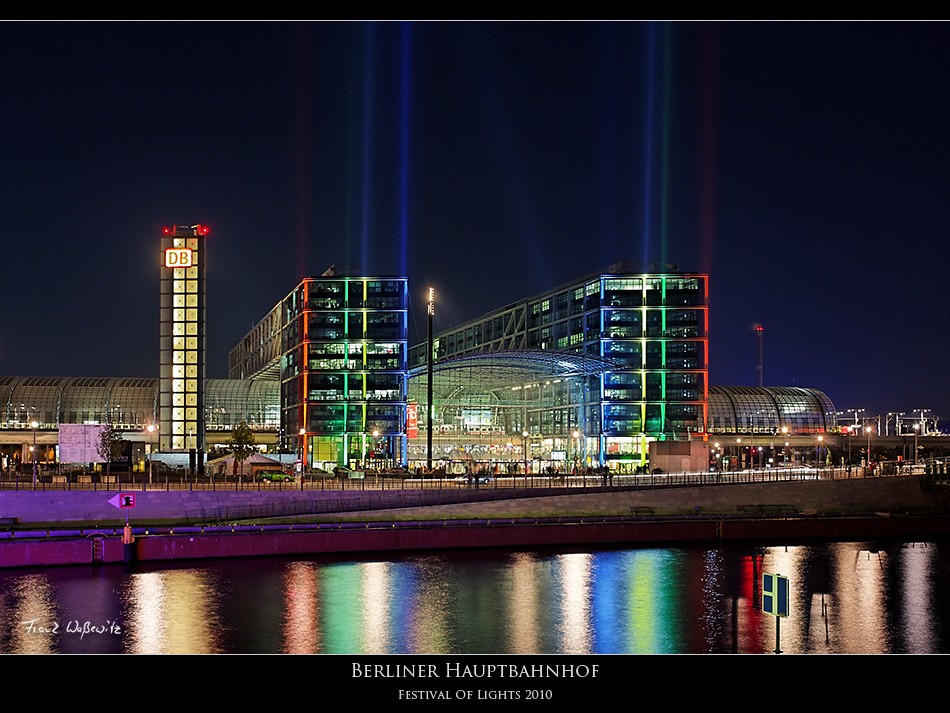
(507, 552, 541, 654)
(0, 541, 948, 653)
(899, 544, 936, 653)
(557, 553, 592, 654)
(282, 562, 319, 654)
(7, 575, 58, 654)
(361, 561, 393, 654)
(123, 569, 227, 654)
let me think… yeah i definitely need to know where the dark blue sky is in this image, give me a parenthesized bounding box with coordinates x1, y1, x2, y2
(2, 22, 948, 424)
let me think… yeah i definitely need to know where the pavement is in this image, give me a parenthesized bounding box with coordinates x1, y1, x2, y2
(335, 475, 950, 520)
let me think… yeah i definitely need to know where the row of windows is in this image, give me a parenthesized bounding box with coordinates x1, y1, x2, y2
(284, 279, 407, 319)
(294, 404, 404, 434)
(435, 308, 705, 360)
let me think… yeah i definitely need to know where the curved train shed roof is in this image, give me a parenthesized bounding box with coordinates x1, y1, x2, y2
(408, 349, 628, 383)
(707, 385, 837, 434)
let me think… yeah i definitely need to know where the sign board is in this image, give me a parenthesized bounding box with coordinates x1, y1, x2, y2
(164, 248, 193, 268)
(59, 424, 107, 463)
(406, 403, 418, 439)
(108, 493, 136, 509)
(762, 573, 789, 618)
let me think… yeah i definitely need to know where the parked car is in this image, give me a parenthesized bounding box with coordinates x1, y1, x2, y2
(454, 474, 493, 485)
(255, 470, 295, 482)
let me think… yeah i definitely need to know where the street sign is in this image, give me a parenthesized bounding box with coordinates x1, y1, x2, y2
(108, 493, 136, 509)
(762, 573, 789, 617)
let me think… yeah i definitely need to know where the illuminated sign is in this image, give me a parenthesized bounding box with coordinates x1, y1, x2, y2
(407, 404, 418, 439)
(165, 248, 193, 268)
(108, 493, 136, 509)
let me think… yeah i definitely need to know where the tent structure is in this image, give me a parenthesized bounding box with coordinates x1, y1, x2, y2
(206, 451, 286, 478)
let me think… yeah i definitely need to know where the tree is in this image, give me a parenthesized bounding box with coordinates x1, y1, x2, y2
(228, 421, 256, 479)
(97, 424, 128, 480)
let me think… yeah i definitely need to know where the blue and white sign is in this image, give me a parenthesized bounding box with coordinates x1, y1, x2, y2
(762, 573, 789, 618)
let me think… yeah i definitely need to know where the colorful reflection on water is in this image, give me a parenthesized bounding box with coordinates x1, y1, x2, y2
(0, 540, 947, 654)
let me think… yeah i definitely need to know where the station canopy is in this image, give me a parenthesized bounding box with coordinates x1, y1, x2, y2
(408, 349, 627, 388)
(407, 349, 629, 439)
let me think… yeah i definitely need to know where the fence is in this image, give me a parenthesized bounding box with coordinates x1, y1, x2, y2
(1, 460, 941, 493)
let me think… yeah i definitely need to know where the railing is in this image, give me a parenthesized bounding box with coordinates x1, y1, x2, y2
(0, 460, 939, 492)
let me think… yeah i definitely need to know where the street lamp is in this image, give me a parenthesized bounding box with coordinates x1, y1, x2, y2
(522, 431, 529, 478)
(914, 423, 920, 466)
(373, 430, 380, 471)
(816, 435, 823, 471)
(298, 427, 306, 474)
(147, 424, 156, 484)
(31, 420, 38, 486)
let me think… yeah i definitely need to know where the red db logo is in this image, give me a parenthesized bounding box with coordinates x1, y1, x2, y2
(165, 248, 193, 268)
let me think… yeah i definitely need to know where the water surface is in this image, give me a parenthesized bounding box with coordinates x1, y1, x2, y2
(0, 540, 945, 654)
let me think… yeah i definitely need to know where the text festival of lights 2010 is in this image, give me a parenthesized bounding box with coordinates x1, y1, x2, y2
(352, 663, 599, 679)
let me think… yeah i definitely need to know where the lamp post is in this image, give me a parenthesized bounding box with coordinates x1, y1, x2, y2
(426, 287, 434, 472)
(31, 420, 38, 486)
(781, 427, 788, 467)
(373, 430, 380, 472)
(914, 423, 919, 466)
(522, 431, 529, 479)
(816, 435, 823, 472)
(147, 424, 156, 484)
(299, 427, 306, 475)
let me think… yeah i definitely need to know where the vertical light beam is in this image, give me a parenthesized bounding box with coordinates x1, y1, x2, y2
(641, 22, 658, 266)
(360, 23, 376, 273)
(398, 22, 412, 278)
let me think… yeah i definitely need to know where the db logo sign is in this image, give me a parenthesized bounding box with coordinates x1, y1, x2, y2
(165, 248, 193, 268)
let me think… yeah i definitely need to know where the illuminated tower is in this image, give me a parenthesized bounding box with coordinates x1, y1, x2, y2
(159, 224, 208, 469)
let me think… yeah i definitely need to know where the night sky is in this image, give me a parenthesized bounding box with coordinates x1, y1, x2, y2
(2, 22, 948, 426)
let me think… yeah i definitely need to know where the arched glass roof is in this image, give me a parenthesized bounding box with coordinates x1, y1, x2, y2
(707, 385, 837, 435)
(409, 349, 627, 384)
(0, 377, 279, 431)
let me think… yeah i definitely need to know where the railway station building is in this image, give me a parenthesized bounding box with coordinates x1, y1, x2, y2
(0, 242, 841, 474)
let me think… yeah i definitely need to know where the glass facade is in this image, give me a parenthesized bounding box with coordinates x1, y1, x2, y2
(406, 352, 613, 472)
(234, 273, 409, 469)
(159, 225, 207, 454)
(408, 262, 708, 470)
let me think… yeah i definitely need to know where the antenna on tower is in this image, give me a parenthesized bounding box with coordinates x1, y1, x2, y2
(756, 324, 764, 387)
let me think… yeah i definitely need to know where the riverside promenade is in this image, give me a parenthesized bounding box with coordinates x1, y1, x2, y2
(1, 475, 949, 568)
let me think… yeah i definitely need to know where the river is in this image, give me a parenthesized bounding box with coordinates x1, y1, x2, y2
(0, 539, 946, 654)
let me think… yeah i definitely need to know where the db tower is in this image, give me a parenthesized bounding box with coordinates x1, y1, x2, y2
(159, 224, 208, 471)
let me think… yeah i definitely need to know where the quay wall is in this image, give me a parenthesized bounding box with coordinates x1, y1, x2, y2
(0, 487, 529, 527)
(3, 476, 950, 568)
(4, 476, 950, 527)
(2, 513, 950, 569)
